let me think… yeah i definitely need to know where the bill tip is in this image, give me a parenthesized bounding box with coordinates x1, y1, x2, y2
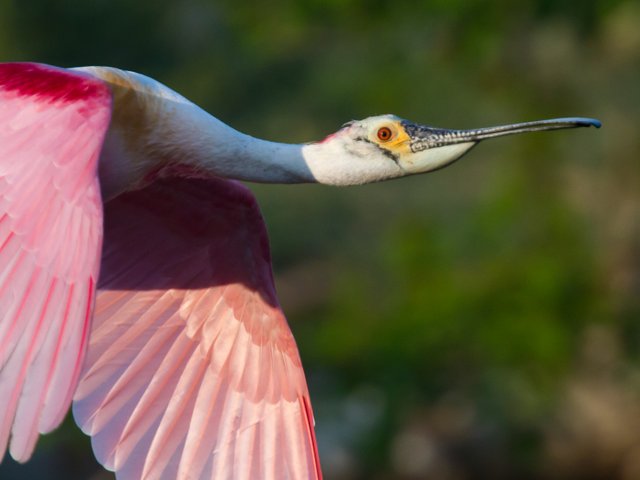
(581, 118, 601, 128)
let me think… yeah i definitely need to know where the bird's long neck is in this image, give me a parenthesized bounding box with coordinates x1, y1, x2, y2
(179, 112, 316, 185)
(84, 67, 320, 199)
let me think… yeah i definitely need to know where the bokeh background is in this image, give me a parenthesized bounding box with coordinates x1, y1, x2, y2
(1, 1, 639, 479)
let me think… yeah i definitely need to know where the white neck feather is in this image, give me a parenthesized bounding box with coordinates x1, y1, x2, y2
(186, 117, 315, 184)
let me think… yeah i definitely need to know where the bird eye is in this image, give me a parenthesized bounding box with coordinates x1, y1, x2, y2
(377, 126, 394, 142)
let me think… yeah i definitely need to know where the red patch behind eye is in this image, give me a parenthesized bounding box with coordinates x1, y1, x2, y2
(318, 131, 339, 144)
(0, 62, 109, 103)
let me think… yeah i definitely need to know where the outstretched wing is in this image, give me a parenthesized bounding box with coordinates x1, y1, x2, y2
(73, 176, 322, 480)
(0, 63, 111, 461)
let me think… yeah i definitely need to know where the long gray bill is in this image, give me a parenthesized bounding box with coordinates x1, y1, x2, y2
(405, 117, 601, 150)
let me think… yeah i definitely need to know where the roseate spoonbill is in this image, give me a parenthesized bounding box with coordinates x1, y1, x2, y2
(0, 62, 600, 479)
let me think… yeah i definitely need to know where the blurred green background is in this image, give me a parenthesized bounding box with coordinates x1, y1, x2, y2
(1, 0, 639, 479)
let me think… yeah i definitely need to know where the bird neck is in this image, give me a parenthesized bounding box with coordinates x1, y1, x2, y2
(159, 100, 321, 185)
(92, 67, 322, 199)
(141, 85, 351, 186)
(200, 127, 316, 184)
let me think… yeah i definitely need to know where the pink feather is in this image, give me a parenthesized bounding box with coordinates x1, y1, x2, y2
(0, 63, 322, 479)
(0, 63, 110, 462)
(74, 177, 321, 479)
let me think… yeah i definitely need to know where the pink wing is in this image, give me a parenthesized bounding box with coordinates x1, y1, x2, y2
(73, 176, 322, 480)
(0, 63, 111, 461)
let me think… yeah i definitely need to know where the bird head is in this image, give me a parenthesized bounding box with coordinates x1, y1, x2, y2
(303, 114, 600, 185)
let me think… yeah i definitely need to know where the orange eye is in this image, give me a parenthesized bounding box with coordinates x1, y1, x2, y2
(377, 126, 393, 142)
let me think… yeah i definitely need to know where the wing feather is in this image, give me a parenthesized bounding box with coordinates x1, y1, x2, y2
(73, 176, 322, 479)
(0, 63, 111, 461)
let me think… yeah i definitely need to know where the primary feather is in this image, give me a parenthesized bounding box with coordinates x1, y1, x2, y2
(0, 63, 109, 462)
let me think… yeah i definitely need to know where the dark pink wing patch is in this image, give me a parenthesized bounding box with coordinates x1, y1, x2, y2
(73, 177, 322, 480)
(0, 62, 107, 103)
(0, 63, 111, 462)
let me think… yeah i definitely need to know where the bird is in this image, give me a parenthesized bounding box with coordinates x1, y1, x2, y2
(0, 62, 600, 480)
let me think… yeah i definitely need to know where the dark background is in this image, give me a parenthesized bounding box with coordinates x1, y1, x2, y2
(1, 0, 639, 478)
